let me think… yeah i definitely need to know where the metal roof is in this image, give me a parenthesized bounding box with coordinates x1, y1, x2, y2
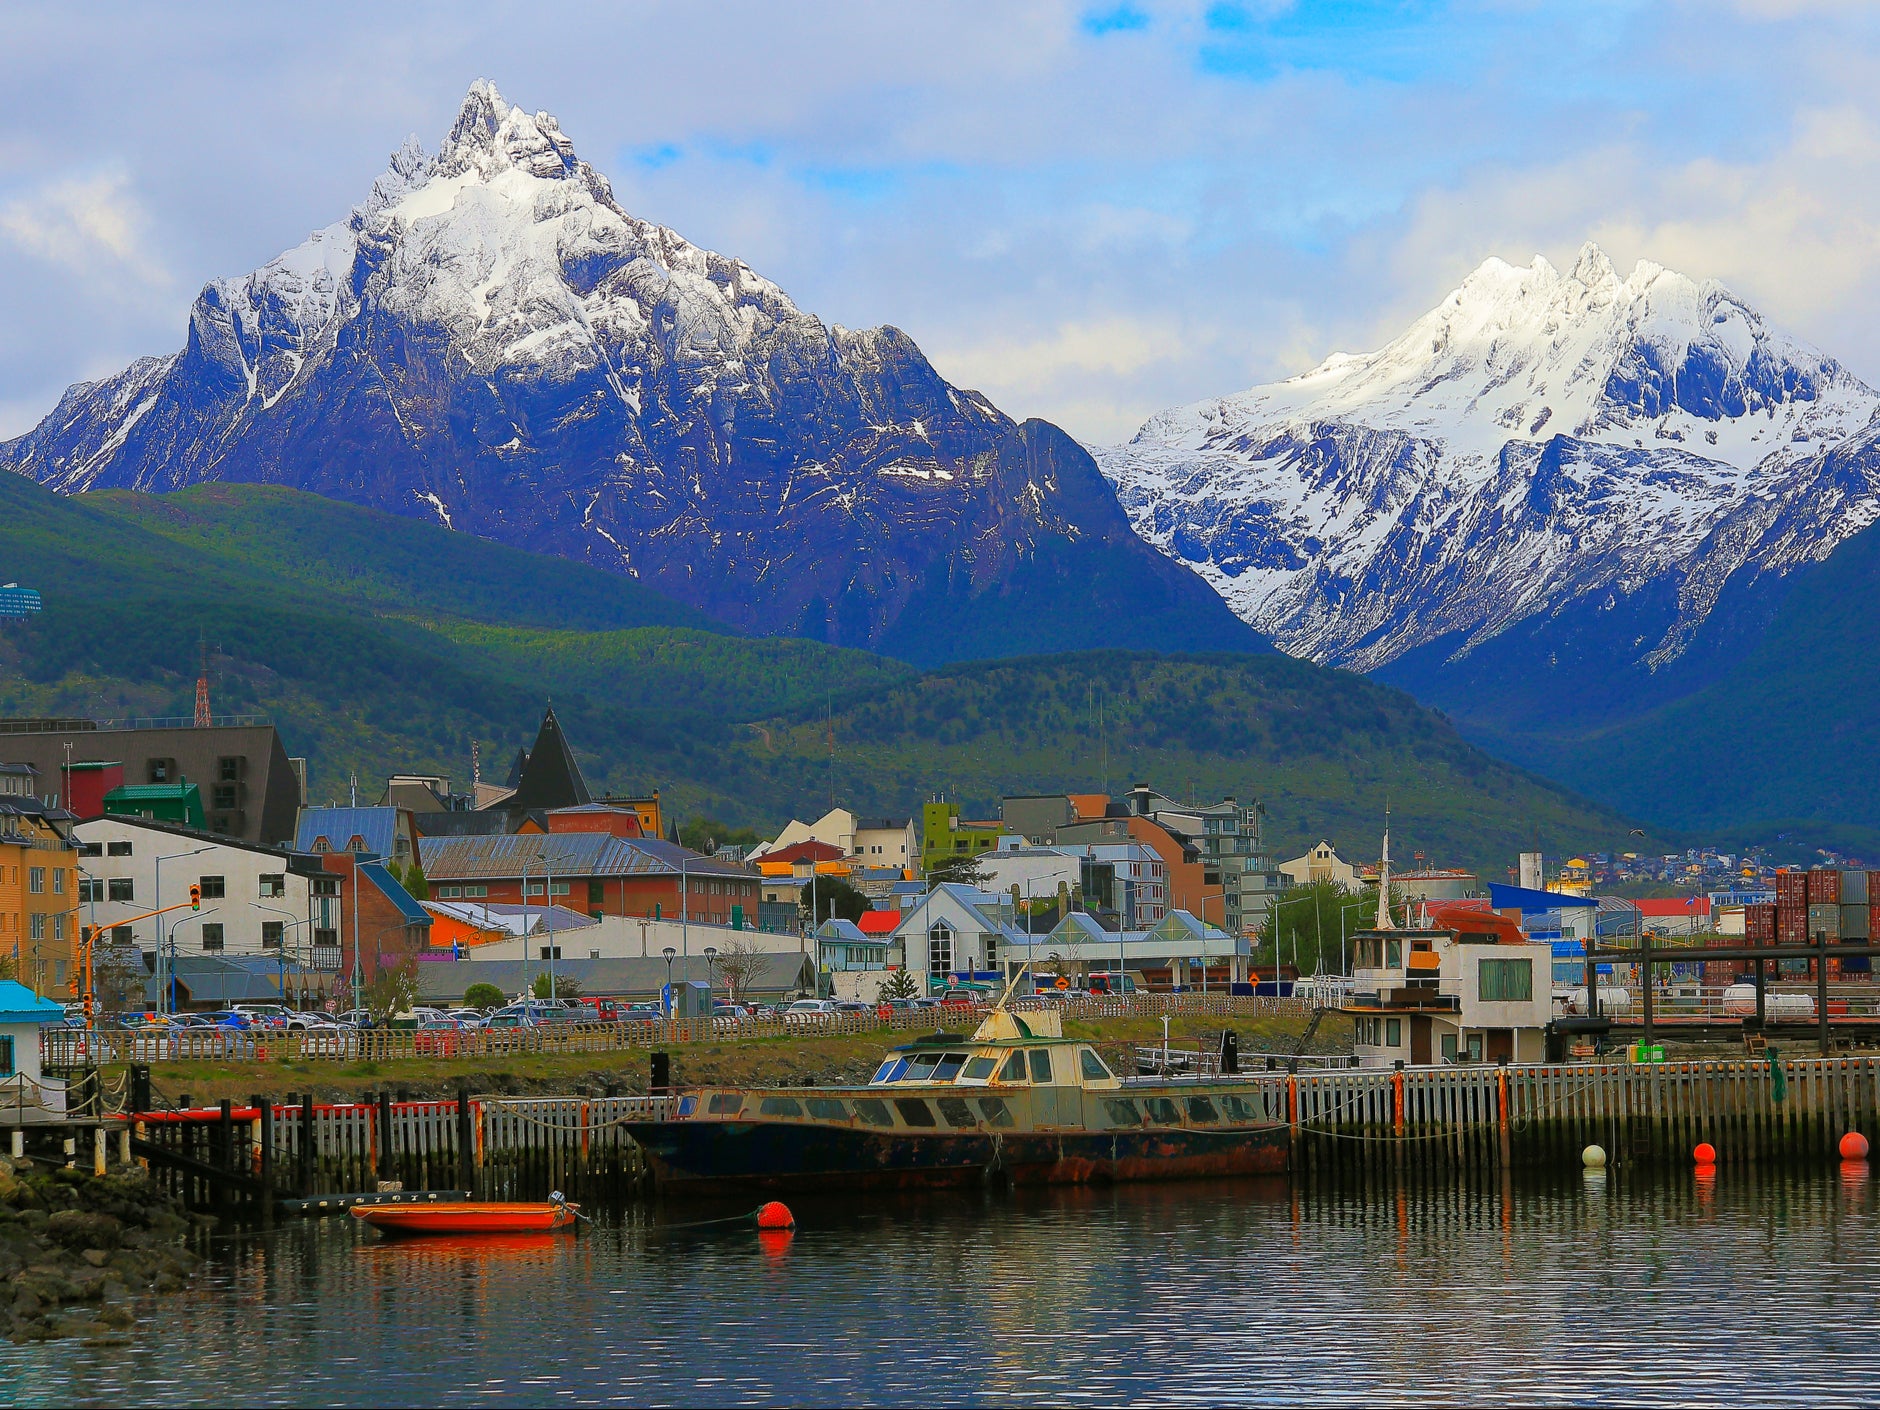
(360, 861, 431, 926)
(418, 832, 748, 881)
(0, 980, 65, 1025)
(296, 806, 399, 859)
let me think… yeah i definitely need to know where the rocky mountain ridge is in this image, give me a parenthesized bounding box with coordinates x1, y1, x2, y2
(1, 80, 1259, 664)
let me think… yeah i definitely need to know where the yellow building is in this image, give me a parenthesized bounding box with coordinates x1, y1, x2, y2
(0, 800, 79, 999)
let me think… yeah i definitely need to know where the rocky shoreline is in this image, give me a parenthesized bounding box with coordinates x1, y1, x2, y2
(0, 1155, 204, 1344)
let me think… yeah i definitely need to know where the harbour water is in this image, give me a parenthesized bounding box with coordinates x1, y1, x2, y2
(7, 1167, 1880, 1406)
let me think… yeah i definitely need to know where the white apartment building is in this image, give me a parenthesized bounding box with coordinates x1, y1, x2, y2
(754, 808, 917, 871)
(72, 815, 341, 966)
(976, 840, 1169, 928)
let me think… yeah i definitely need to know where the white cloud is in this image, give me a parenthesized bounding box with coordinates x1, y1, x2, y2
(0, 167, 169, 287)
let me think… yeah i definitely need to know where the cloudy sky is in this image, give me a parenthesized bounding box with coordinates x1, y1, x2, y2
(3, 0, 1879, 443)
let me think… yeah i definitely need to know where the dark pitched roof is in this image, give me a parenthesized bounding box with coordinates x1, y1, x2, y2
(419, 832, 750, 882)
(509, 706, 591, 812)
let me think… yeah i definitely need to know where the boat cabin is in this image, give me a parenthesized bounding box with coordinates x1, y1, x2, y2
(1342, 923, 1553, 1067)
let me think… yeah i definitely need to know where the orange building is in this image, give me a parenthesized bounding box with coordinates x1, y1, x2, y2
(0, 798, 79, 998)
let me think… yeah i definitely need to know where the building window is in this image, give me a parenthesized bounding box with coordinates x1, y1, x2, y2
(201, 924, 224, 952)
(261, 922, 283, 950)
(107, 840, 132, 857)
(199, 875, 225, 900)
(0, 1035, 12, 1077)
(258, 874, 284, 898)
(30, 914, 45, 941)
(217, 756, 244, 783)
(588, 880, 605, 905)
(52, 868, 65, 894)
(111, 926, 133, 945)
(984, 932, 998, 968)
(212, 785, 238, 810)
(1385, 1017, 1402, 1047)
(78, 879, 102, 902)
(540, 945, 562, 960)
(311, 877, 339, 897)
(928, 922, 954, 980)
(438, 886, 461, 899)
(27, 868, 43, 894)
(313, 927, 338, 948)
(147, 758, 175, 784)
(77, 842, 102, 858)
(108, 878, 134, 903)
(1480, 958, 1534, 1003)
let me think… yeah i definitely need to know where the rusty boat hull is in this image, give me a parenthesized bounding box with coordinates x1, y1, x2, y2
(624, 1111, 1289, 1194)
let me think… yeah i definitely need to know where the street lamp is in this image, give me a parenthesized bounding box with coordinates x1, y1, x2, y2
(1268, 893, 1319, 994)
(154, 846, 214, 1016)
(703, 945, 718, 1010)
(662, 945, 677, 1019)
(256, 903, 314, 1007)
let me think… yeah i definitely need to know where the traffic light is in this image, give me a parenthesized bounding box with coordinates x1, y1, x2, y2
(189, 883, 201, 912)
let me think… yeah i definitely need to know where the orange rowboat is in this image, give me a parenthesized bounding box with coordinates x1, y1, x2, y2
(351, 1200, 579, 1235)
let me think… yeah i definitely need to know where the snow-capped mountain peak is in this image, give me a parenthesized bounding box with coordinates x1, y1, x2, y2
(1099, 247, 1880, 673)
(1, 81, 1259, 663)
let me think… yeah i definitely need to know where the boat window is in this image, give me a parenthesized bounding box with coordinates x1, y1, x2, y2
(999, 1052, 1028, 1083)
(1185, 1096, 1220, 1124)
(1103, 1098, 1143, 1127)
(806, 1098, 850, 1121)
(1079, 1049, 1113, 1081)
(707, 1093, 744, 1115)
(677, 1096, 699, 1117)
(1028, 1049, 1054, 1083)
(961, 1056, 997, 1081)
(933, 1054, 969, 1082)
(903, 1053, 942, 1082)
(1143, 1097, 1181, 1125)
(1220, 1094, 1260, 1123)
(936, 1097, 977, 1129)
(758, 1097, 803, 1118)
(976, 1097, 1015, 1128)
(854, 1098, 894, 1128)
(870, 1058, 906, 1084)
(894, 1097, 937, 1127)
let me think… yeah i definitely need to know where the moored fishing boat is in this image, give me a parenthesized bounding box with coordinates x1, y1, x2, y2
(622, 979, 1291, 1194)
(351, 1198, 579, 1235)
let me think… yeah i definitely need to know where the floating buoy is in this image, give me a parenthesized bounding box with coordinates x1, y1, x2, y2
(1694, 1142, 1717, 1165)
(755, 1200, 795, 1230)
(1841, 1131, 1870, 1160)
(1582, 1144, 1606, 1169)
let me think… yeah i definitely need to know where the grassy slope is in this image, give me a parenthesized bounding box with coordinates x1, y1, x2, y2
(0, 477, 1650, 868)
(1519, 516, 1880, 852)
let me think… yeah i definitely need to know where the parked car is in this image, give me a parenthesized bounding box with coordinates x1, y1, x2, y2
(619, 1004, 662, 1023)
(445, 1009, 488, 1029)
(783, 999, 839, 1027)
(832, 1001, 870, 1016)
(483, 1011, 536, 1030)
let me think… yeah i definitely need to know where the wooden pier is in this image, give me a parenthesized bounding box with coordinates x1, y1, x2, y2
(107, 1053, 1880, 1213)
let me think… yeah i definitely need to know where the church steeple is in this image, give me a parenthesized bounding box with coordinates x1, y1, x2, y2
(508, 705, 592, 812)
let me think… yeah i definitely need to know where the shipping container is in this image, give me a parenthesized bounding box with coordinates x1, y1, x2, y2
(1871, 900, 1880, 943)
(1810, 869, 1842, 905)
(1845, 870, 1871, 907)
(1809, 902, 1842, 939)
(1843, 903, 1872, 940)
(1747, 903, 1777, 943)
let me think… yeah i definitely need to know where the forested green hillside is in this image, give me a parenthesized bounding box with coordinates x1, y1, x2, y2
(0, 477, 1653, 872)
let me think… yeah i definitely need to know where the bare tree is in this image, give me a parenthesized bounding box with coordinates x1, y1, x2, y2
(712, 936, 767, 1004)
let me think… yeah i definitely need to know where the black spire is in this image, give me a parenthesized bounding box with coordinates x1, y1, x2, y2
(508, 706, 591, 811)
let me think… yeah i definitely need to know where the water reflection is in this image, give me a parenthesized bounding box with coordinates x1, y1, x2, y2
(7, 1168, 1880, 1406)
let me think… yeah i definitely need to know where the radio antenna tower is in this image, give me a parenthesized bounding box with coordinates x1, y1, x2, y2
(193, 633, 212, 728)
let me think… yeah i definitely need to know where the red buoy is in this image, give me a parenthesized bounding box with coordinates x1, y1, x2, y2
(1841, 1131, 1870, 1160)
(1694, 1142, 1717, 1165)
(755, 1200, 795, 1230)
